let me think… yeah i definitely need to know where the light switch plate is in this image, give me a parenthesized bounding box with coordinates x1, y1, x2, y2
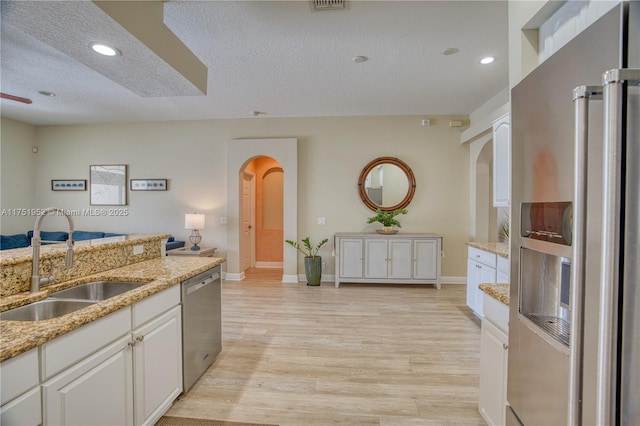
(317, 217, 326, 225)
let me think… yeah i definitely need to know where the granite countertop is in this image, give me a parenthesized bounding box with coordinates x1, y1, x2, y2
(479, 283, 510, 306)
(0, 234, 170, 265)
(0, 256, 225, 362)
(466, 241, 509, 258)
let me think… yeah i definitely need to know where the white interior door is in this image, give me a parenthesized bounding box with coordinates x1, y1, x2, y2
(240, 172, 253, 272)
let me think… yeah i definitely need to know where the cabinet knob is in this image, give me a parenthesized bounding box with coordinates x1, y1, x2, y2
(128, 341, 136, 347)
(503, 343, 509, 350)
(136, 335, 144, 342)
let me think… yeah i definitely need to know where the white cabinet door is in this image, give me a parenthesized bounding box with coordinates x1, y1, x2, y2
(0, 387, 41, 426)
(364, 239, 388, 279)
(493, 113, 511, 207)
(479, 318, 509, 426)
(497, 255, 510, 283)
(0, 347, 38, 405)
(133, 305, 182, 426)
(467, 258, 496, 318)
(388, 239, 412, 279)
(467, 257, 481, 315)
(413, 239, 438, 280)
(43, 335, 134, 426)
(339, 238, 364, 279)
(476, 262, 496, 317)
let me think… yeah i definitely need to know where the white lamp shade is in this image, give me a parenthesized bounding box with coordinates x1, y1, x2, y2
(185, 213, 205, 229)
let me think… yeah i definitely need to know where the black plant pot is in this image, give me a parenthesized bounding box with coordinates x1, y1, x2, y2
(304, 256, 322, 286)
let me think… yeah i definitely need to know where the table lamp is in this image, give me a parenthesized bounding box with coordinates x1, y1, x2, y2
(185, 213, 205, 251)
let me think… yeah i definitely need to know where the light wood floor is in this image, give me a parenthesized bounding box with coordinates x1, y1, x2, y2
(165, 269, 484, 425)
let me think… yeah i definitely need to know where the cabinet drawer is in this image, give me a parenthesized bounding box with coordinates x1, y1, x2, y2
(41, 307, 131, 380)
(0, 386, 41, 426)
(0, 347, 39, 405)
(469, 247, 497, 268)
(133, 285, 180, 328)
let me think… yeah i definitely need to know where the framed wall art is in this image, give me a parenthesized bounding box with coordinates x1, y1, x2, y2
(51, 179, 87, 191)
(90, 164, 127, 205)
(130, 179, 167, 191)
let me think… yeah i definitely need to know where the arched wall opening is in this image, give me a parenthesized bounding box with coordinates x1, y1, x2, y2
(226, 138, 298, 282)
(243, 156, 284, 268)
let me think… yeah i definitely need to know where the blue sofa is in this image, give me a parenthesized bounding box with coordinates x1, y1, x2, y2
(0, 231, 185, 251)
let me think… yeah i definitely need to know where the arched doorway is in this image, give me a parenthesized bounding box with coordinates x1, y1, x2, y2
(240, 156, 284, 271)
(469, 133, 496, 242)
(226, 138, 298, 282)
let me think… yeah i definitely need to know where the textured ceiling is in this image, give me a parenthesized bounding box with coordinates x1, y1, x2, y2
(0, 1, 509, 126)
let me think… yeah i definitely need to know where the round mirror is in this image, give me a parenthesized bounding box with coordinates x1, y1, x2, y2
(358, 157, 416, 212)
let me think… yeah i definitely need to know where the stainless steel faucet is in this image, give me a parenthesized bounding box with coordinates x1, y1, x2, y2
(31, 207, 74, 293)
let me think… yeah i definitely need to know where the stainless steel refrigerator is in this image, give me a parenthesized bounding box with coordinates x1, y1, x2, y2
(507, 2, 639, 425)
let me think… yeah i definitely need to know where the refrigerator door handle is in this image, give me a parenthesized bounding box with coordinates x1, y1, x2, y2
(569, 87, 587, 426)
(598, 68, 640, 425)
(570, 85, 603, 426)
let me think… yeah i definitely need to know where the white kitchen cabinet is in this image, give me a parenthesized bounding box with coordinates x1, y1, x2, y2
(0, 387, 41, 426)
(497, 255, 510, 284)
(493, 113, 511, 207)
(0, 347, 38, 405)
(466, 246, 497, 317)
(133, 305, 182, 426)
(40, 286, 182, 426)
(43, 335, 134, 426)
(0, 348, 40, 426)
(335, 233, 442, 289)
(479, 292, 509, 426)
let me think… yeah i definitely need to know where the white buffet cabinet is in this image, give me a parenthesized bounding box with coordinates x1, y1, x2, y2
(334, 233, 442, 289)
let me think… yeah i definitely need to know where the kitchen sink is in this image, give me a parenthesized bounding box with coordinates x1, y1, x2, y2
(48, 281, 148, 301)
(0, 299, 96, 322)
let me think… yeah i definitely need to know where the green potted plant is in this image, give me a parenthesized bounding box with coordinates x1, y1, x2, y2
(285, 236, 329, 286)
(366, 208, 408, 233)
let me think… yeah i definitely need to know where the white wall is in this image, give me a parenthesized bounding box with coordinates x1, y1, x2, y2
(0, 118, 37, 233)
(0, 114, 470, 278)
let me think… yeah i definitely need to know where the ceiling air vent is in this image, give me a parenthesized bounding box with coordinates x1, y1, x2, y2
(312, 0, 346, 11)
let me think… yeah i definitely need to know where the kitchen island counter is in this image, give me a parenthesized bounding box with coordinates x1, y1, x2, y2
(479, 283, 509, 306)
(0, 256, 225, 362)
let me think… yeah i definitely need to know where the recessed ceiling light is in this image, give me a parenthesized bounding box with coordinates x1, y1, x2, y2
(480, 56, 495, 65)
(352, 56, 368, 63)
(442, 48, 459, 56)
(38, 91, 56, 97)
(90, 43, 121, 57)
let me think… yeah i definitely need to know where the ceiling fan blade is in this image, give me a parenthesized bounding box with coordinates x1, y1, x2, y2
(0, 92, 33, 104)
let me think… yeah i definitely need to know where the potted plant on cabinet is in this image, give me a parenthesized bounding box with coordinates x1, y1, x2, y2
(285, 237, 329, 286)
(366, 208, 408, 234)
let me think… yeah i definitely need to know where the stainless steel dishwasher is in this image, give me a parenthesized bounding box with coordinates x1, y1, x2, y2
(181, 265, 222, 392)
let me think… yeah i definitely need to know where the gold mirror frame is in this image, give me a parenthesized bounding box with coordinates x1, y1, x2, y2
(358, 157, 416, 212)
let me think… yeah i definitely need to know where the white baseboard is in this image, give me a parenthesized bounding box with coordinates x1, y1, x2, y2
(255, 261, 283, 268)
(228, 272, 465, 285)
(281, 274, 299, 283)
(225, 272, 245, 281)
